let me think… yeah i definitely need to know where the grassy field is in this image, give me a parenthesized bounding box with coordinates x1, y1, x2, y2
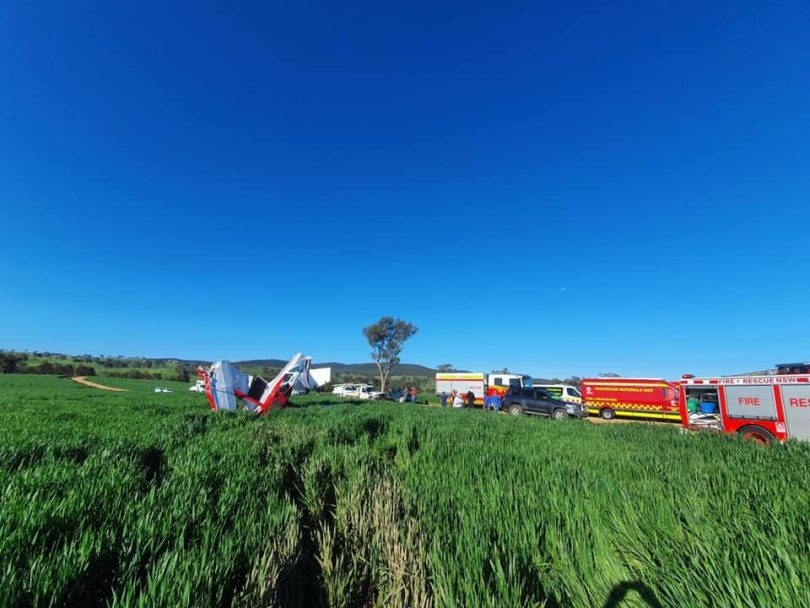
(1, 374, 809, 607)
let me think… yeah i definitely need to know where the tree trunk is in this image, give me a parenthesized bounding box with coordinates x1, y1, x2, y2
(376, 362, 387, 393)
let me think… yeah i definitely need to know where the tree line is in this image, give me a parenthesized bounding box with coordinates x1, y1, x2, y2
(0, 352, 196, 382)
(0, 353, 96, 377)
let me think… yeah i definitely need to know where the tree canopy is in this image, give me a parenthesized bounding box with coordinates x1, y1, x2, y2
(362, 317, 418, 393)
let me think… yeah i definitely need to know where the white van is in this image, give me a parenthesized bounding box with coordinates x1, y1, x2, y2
(533, 384, 582, 404)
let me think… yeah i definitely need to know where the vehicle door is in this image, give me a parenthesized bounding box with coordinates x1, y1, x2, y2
(567, 386, 582, 403)
(663, 386, 679, 414)
(532, 390, 556, 416)
(505, 388, 521, 407)
(521, 389, 543, 414)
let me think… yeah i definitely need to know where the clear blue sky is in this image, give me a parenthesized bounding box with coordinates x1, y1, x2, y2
(2, 1, 809, 379)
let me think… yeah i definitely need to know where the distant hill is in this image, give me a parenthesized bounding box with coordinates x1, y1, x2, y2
(235, 359, 438, 378)
(317, 362, 438, 377)
(232, 359, 291, 369)
(3, 350, 447, 380)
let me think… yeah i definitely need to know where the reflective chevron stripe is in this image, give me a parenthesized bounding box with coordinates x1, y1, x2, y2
(586, 401, 676, 411)
(586, 407, 681, 420)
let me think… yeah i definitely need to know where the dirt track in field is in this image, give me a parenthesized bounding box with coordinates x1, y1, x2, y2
(71, 377, 129, 392)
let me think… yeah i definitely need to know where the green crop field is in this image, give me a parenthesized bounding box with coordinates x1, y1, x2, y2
(1, 374, 809, 607)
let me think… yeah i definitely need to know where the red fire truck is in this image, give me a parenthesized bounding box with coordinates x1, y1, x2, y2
(582, 377, 681, 421)
(678, 372, 810, 443)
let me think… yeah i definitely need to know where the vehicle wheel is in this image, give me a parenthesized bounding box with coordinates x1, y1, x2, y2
(600, 408, 616, 420)
(552, 408, 567, 421)
(509, 405, 523, 416)
(737, 425, 775, 445)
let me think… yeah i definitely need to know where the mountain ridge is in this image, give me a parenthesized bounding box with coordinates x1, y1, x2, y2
(234, 359, 440, 377)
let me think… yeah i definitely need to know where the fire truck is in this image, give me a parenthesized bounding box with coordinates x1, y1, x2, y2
(435, 372, 531, 406)
(582, 377, 681, 421)
(678, 372, 810, 443)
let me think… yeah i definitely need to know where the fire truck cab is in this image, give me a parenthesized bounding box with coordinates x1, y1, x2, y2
(678, 373, 810, 443)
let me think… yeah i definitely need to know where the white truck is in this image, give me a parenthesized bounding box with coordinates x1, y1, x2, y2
(333, 384, 384, 400)
(435, 372, 532, 406)
(356, 385, 385, 400)
(332, 384, 357, 396)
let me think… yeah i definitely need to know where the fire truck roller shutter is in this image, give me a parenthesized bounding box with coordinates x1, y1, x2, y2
(779, 385, 810, 441)
(723, 386, 777, 420)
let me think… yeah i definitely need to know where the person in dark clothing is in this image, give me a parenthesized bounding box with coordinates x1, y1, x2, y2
(466, 390, 476, 408)
(440, 391, 448, 408)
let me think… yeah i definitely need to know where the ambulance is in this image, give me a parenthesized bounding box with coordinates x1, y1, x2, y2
(679, 371, 810, 443)
(581, 377, 681, 421)
(435, 372, 532, 406)
(532, 384, 582, 404)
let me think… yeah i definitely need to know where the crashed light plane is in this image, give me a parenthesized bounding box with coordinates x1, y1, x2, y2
(197, 353, 320, 415)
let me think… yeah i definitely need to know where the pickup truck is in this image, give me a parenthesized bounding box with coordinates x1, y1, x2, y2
(340, 385, 385, 400)
(357, 385, 385, 400)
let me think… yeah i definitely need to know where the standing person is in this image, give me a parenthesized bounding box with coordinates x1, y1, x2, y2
(440, 390, 448, 408)
(452, 390, 464, 408)
(466, 390, 475, 408)
(491, 391, 502, 414)
(410, 386, 418, 404)
(485, 386, 497, 411)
